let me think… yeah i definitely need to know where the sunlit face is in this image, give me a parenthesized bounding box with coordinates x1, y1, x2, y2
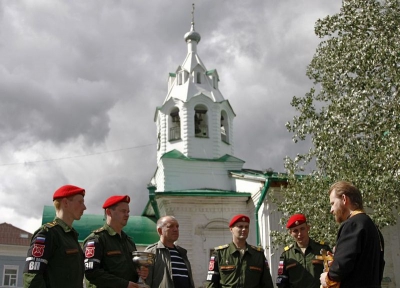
(329, 190, 348, 223)
(109, 202, 130, 228)
(160, 217, 180, 244)
(289, 223, 310, 247)
(66, 194, 86, 220)
(230, 221, 249, 241)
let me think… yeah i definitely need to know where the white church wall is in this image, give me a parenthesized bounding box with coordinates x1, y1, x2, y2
(259, 198, 285, 285)
(234, 178, 264, 193)
(156, 196, 253, 288)
(183, 95, 228, 159)
(153, 162, 165, 191)
(161, 158, 242, 191)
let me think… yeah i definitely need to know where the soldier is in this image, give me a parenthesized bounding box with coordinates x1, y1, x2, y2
(276, 213, 331, 288)
(205, 214, 274, 288)
(23, 184, 86, 287)
(83, 195, 146, 288)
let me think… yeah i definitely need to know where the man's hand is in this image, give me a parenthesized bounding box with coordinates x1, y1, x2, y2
(320, 272, 328, 287)
(327, 251, 334, 267)
(127, 281, 140, 288)
(137, 266, 149, 280)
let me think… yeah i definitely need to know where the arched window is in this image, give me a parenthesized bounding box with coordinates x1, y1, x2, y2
(220, 110, 229, 143)
(194, 105, 208, 138)
(178, 72, 182, 85)
(169, 108, 181, 141)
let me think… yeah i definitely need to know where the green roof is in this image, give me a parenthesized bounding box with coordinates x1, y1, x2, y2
(230, 169, 286, 179)
(42, 206, 159, 246)
(162, 150, 245, 163)
(156, 189, 251, 197)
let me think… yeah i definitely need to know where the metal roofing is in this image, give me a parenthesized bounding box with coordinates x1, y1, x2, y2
(155, 189, 251, 197)
(42, 206, 159, 246)
(161, 150, 245, 163)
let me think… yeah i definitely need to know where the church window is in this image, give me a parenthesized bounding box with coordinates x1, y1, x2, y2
(177, 70, 189, 85)
(220, 111, 229, 143)
(196, 72, 201, 83)
(194, 105, 208, 138)
(178, 72, 184, 85)
(169, 109, 181, 141)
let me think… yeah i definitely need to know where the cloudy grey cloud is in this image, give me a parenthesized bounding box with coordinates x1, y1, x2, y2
(0, 0, 341, 233)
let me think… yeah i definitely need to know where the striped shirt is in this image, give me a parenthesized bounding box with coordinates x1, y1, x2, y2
(168, 246, 190, 288)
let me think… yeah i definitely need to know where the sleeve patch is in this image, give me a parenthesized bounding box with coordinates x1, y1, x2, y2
(85, 246, 95, 258)
(31, 244, 45, 257)
(208, 256, 215, 271)
(278, 260, 284, 275)
(35, 237, 46, 244)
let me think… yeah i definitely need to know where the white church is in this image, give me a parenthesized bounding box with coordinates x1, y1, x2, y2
(139, 10, 400, 288)
(38, 8, 399, 288)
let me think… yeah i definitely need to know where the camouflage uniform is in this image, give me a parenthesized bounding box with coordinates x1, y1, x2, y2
(276, 239, 331, 288)
(205, 242, 274, 288)
(83, 224, 139, 288)
(23, 217, 84, 288)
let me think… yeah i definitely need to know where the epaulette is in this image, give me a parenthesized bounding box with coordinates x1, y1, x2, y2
(250, 245, 264, 252)
(319, 240, 329, 246)
(284, 244, 294, 251)
(44, 221, 58, 229)
(93, 227, 105, 233)
(214, 244, 229, 250)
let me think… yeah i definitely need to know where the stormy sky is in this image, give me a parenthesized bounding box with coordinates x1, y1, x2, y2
(0, 1, 341, 233)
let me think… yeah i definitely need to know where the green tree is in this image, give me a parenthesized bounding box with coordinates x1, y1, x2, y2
(272, 0, 400, 246)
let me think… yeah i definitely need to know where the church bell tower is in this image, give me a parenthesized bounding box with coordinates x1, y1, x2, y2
(151, 5, 244, 192)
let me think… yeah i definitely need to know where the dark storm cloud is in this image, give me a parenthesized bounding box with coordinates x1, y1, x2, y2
(0, 0, 341, 232)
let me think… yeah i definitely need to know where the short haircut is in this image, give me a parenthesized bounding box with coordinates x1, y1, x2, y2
(107, 204, 118, 211)
(156, 216, 177, 229)
(53, 194, 81, 211)
(329, 181, 363, 210)
(53, 199, 61, 210)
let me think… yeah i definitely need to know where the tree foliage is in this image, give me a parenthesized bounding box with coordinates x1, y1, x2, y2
(272, 0, 400, 246)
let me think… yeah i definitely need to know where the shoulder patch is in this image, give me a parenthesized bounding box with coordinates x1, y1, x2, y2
(284, 244, 294, 251)
(250, 245, 264, 252)
(319, 241, 325, 245)
(214, 244, 229, 250)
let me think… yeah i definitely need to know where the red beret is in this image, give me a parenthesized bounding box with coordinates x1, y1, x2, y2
(53, 185, 85, 201)
(286, 213, 307, 229)
(229, 214, 250, 227)
(102, 195, 130, 209)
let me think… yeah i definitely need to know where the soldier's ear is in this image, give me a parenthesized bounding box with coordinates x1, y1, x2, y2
(105, 208, 112, 217)
(61, 197, 68, 207)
